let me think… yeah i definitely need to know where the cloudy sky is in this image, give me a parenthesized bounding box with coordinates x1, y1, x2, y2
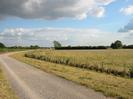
(0, 0, 133, 47)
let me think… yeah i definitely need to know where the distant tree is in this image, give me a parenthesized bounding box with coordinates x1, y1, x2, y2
(0, 42, 5, 48)
(53, 41, 62, 48)
(111, 43, 115, 48)
(68, 45, 71, 48)
(30, 45, 39, 49)
(123, 45, 133, 49)
(111, 40, 123, 49)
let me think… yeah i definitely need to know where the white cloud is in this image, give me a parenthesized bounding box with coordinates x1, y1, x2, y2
(89, 7, 105, 17)
(120, 5, 133, 15)
(0, 0, 115, 20)
(0, 27, 132, 46)
(97, 0, 115, 5)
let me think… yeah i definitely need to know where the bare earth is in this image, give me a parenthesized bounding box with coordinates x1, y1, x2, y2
(0, 53, 110, 99)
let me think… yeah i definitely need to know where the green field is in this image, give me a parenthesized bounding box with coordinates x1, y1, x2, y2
(0, 48, 28, 54)
(25, 49, 133, 77)
(11, 49, 133, 99)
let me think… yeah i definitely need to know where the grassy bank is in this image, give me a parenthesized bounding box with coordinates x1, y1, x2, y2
(25, 49, 133, 78)
(0, 48, 28, 54)
(0, 66, 17, 99)
(11, 52, 133, 99)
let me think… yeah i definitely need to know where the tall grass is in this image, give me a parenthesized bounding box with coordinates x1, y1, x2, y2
(25, 49, 133, 78)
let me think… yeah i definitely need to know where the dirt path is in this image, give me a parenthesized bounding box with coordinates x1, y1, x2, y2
(0, 53, 110, 99)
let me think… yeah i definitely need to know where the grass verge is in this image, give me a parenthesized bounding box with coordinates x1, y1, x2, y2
(11, 52, 133, 99)
(0, 48, 30, 54)
(0, 65, 17, 99)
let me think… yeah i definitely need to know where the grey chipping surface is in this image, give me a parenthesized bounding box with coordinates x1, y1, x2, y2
(0, 53, 111, 99)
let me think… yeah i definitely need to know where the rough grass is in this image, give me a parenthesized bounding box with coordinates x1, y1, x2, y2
(11, 52, 133, 99)
(0, 48, 30, 54)
(0, 66, 17, 99)
(25, 49, 133, 78)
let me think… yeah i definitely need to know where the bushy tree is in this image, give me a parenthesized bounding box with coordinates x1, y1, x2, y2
(111, 40, 123, 49)
(53, 41, 62, 48)
(0, 42, 5, 48)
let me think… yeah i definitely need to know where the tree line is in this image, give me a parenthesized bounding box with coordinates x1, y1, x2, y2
(0, 43, 41, 49)
(53, 40, 133, 49)
(0, 40, 133, 49)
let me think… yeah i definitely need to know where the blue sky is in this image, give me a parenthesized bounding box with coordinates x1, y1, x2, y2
(0, 0, 133, 46)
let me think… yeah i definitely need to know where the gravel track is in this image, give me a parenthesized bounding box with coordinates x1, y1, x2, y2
(0, 53, 110, 99)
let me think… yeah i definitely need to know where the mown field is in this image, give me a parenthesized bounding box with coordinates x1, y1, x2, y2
(25, 49, 133, 78)
(11, 49, 133, 99)
(0, 66, 17, 99)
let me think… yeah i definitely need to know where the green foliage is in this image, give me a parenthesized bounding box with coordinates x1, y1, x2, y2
(53, 41, 62, 48)
(123, 45, 133, 49)
(30, 45, 40, 49)
(0, 42, 5, 48)
(55, 46, 107, 50)
(111, 40, 123, 49)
